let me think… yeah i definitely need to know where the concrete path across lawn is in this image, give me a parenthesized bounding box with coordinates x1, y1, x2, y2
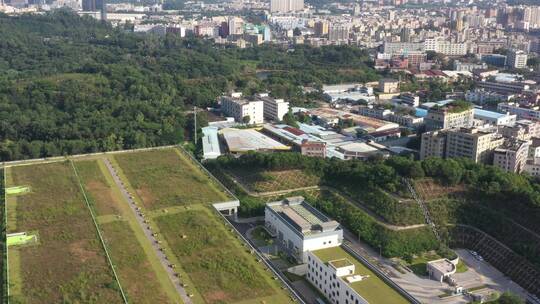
(103, 158, 193, 304)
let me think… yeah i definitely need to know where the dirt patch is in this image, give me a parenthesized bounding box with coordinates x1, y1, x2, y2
(204, 290, 229, 303)
(86, 180, 120, 216)
(414, 178, 466, 201)
(136, 186, 157, 209)
(69, 240, 98, 264)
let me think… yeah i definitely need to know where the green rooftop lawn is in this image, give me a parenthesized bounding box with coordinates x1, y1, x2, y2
(6, 162, 123, 304)
(74, 159, 180, 304)
(114, 148, 230, 210)
(329, 258, 354, 268)
(313, 246, 409, 304)
(155, 207, 294, 304)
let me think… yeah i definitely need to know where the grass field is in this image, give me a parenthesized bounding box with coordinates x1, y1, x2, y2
(313, 246, 409, 304)
(155, 206, 293, 304)
(6, 162, 123, 304)
(227, 168, 320, 193)
(74, 159, 180, 304)
(114, 149, 230, 210)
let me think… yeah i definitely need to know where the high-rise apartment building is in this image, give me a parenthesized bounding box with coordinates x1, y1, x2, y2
(507, 49, 528, 69)
(445, 127, 504, 163)
(270, 0, 304, 13)
(314, 21, 329, 37)
(328, 23, 350, 42)
(420, 128, 504, 164)
(420, 130, 447, 159)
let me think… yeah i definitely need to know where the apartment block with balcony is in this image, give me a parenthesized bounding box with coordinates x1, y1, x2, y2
(445, 127, 504, 164)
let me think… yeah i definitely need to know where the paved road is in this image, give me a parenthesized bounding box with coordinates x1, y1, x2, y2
(455, 249, 531, 300)
(104, 158, 192, 304)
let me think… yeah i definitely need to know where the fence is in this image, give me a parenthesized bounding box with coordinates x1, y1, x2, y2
(212, 205, 307, 304)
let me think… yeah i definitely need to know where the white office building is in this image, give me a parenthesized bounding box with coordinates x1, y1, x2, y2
(257, 93, 290, 121)
(265, 197, 343, 263)
(307, 247, 370, 304)
(220, 92, 264, 124)
(424, 38, 467, 56)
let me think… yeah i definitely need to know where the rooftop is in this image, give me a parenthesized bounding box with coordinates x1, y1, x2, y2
(308, 107, 398, 131)
(221, 128, 290, 152)
(427, 259, 456, 275)
(201, 126, 221, 160)
(473, 108, 509, 120)
(494, 138, 528, 152)
(312, 246, 409, 304)
(267, 196, 340, 236)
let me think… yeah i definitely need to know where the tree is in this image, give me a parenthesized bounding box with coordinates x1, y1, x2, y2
(496, 292, 524, 304)
(242, 115, 251, 124)
(282, 110, 299, 128)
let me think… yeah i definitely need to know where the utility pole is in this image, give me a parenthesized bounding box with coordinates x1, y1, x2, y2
(193, 106, 197, 144)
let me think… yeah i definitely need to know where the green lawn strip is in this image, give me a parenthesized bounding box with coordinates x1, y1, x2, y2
(154, 205, 293, 304)
(73, 159, 122, 216)
(6, 248, 21, 300)
(113, 148, 229, 210)
(7, 162, 123, 304)
(4, 168, 17, 233)
(74, 158, 181, 304)
(468, 285, 487, 292)
(70, 160, 128, 304)
(100, 221, 175, 304)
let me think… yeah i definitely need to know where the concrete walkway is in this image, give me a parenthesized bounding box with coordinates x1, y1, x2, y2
(103, 158, 192, 304)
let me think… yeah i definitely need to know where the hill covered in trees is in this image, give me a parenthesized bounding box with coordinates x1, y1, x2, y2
(0, 11, 379, 161)
(207, 152, 540, 267)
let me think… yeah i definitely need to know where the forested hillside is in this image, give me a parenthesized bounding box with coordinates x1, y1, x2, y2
(207, 153, 540, 266)
(0, 11, 378, 161)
